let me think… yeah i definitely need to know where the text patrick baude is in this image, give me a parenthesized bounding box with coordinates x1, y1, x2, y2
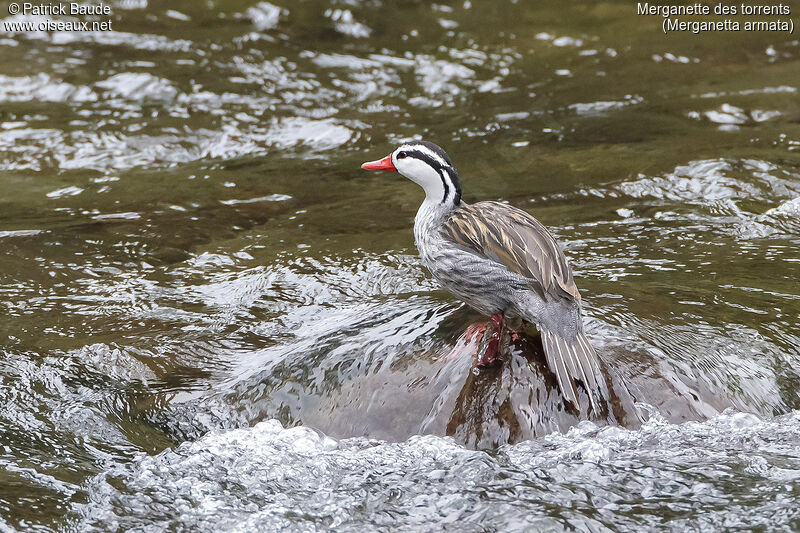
(16, 3, 111, 16)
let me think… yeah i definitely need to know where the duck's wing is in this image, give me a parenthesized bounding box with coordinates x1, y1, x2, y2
(441, 201, 581, 302)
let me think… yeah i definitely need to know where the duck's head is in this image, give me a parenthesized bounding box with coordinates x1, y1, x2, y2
(361, 140, 461, 206)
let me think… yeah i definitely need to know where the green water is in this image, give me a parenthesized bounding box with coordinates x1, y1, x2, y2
(1, 0, 799, 530)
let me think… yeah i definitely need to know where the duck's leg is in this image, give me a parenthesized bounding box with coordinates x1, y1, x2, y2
(477, 313, 504, 367)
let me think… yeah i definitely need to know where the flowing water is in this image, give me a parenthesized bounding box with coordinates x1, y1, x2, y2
(1, 0, 799, 530)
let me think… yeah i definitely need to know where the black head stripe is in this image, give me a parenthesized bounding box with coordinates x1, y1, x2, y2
(438, 169, 450, 203)
(446, 167, 462, 204)
(403, 142, 461, 205)
(404, 149, 445, 172)
(405, 141, 454, 167)
(405, 149, 453, 204)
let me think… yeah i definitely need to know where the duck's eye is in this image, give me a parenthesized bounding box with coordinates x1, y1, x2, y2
(396, 152, 408, 159)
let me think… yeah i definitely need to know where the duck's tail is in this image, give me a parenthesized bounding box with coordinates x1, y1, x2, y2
(540, 328, 605, 412)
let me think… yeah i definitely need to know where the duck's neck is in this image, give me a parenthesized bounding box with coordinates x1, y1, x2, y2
(414, 197, 459, 245)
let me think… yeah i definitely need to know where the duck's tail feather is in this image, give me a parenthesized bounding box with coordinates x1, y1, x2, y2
(540, 328, 604, 412)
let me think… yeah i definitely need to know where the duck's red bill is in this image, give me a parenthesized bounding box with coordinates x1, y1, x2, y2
(361, 154, 396, 172)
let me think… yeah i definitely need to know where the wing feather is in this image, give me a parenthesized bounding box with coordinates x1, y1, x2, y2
(442, 201, 580, 302)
